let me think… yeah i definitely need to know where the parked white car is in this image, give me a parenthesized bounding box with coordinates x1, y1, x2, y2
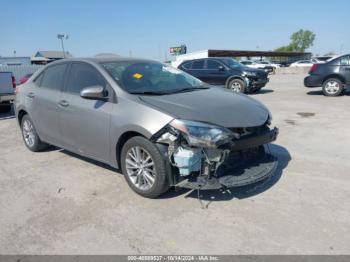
(290, 60, 314, 67)
(255, 60, 280, 69)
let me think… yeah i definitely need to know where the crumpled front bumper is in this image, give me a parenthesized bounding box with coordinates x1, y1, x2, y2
(175, 150, 278, 190)
(175, 127, 279, 190)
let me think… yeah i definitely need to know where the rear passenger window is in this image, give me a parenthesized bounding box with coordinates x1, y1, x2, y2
(181, 61, 192, 69)
(207, 60, 222, 70)
(192, 60, 205, 69)
(66, 63, 106, 94)
(40, 64, 67, 90)
(340, 56, 349, 66)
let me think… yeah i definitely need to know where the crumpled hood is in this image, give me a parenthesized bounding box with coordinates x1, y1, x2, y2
(139, 87, 269, 127)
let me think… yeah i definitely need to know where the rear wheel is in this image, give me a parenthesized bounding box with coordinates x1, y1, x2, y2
(21, 114, 49, 152)
(121, 136, 170, 198)
(322, 78, 344, 96)
(228, 78, 246, 93)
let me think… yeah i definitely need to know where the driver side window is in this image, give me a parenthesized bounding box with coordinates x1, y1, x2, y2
(66, 63, 106, 94)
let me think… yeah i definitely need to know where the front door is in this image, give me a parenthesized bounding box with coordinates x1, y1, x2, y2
(205, 59, 228, 85)
(59, 62, 112, 163)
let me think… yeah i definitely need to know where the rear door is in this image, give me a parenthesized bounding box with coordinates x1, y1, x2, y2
(59, 62, 112, 162)
(339, 56, 350, 84)
(28, 63, 68, 146)
(185, 60, 206, 82)
(205, 59, 228, 85)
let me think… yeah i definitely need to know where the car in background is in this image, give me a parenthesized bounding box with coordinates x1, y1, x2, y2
(312, 56, 335, 64)
(290, 60, 314, 67)
(15, 57, 278, 198)
(19, 73, 33, 84)
(304, 54, 350, 96)
(178, 58, 269, 93)
(255, 60, 280, 69)
(241, 60, 277, 74)
(0, 72, 16, 113)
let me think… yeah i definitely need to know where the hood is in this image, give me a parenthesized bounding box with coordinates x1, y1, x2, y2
(139, 87, 269, 128)
(242, 66, 267, 75)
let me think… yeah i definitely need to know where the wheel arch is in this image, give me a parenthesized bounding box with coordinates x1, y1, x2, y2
(115, 131, 147, 169)
(17, 109, 28, 125)
(225, 75, 246, 88)
(323, 74, 346, 85)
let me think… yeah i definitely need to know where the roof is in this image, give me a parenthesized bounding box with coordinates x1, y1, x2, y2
(207, 49, 312, 57)
(35, 51, 73, 59)
(46, 56, 156, 66)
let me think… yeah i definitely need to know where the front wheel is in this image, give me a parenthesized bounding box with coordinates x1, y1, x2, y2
(227, 79, 246, 93)
(121, 136, 170, 198)
(322, 78, 344, 96)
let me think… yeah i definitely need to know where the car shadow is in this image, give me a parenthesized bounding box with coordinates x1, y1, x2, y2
(307, 89, 350, 96)
(53, 143, 290, 205)
(0, 106, 15, 120)
(160, 144, 291, 204)
(59, 150, 119, 173)
(252, 89, 274, 95)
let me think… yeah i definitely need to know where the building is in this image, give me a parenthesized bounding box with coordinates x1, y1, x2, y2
(171, 49, 312, 67)
(32, 50, 73, 64)
(0, 56, 31, 66)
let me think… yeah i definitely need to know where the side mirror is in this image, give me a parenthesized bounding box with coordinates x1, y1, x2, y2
(80, 85, 108, 100)
(218, 65, 225, 71)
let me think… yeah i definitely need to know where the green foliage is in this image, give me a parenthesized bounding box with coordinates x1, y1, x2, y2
(275, 29, 316, 52)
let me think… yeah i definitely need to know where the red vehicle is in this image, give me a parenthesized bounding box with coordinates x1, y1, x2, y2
(19, 73, 33, 84)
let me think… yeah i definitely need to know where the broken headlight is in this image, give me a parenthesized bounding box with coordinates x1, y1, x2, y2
(169, 119, 237, 149)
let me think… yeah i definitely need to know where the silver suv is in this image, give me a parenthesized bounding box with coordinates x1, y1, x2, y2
(15, 57, 278, 198)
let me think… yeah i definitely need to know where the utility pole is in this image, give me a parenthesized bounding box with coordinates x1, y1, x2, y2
(57, 34, 69, 58)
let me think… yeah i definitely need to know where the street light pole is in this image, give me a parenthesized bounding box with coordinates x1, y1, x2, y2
(57, 34, 69, 58)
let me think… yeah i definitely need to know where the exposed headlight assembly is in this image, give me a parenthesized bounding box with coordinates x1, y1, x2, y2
(244, 71, 257, 77)
(169, 119, 238, 148)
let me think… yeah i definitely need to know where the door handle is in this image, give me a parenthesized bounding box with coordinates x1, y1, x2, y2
(59, 100, 69, 107)
(27, 92, 35, 98)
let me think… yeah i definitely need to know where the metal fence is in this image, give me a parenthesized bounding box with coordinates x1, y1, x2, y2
(0, 65, 44, 84)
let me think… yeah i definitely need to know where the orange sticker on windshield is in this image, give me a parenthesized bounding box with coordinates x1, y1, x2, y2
(133, 73, 143, 79)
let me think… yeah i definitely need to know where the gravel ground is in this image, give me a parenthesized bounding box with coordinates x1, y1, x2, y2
(0, 74, 349, 254)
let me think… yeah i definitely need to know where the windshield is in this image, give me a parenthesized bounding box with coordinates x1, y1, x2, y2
(101, 61, 206, 94)
(220, 58, 243, 69)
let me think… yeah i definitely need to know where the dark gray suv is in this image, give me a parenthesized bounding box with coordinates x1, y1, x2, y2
(304, 54, 350, 96)
(15, 57, 278, 198)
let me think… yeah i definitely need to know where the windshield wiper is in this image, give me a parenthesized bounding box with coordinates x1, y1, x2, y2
(130, 91, 168, 95)
(168, 86, 210, 94)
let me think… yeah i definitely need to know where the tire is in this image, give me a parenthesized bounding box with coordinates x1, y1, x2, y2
(121, 136, 170, 198)
(322, 78, 344, 97)
(21, 114, 49, 152)
(227, 78, 246, 93)
(0, 104, 12, 113)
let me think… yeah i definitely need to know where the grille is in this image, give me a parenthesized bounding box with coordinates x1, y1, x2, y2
(229, 125, 268, 137)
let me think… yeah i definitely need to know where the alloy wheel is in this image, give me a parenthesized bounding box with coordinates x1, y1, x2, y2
(125, 146, 156, 191)
(325, 81, 340, 95)
(22, 119, 36, 147)
(230, 81, 243, 92)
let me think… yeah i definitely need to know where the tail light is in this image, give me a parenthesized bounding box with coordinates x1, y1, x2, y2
(12, 76, 16, 88)
(309, 64, 318, 74)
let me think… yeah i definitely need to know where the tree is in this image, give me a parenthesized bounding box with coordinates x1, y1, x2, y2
(290, 29, 315, 52)
(275, 29, 316, 52)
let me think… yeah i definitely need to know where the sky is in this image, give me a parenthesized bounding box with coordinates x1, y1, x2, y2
(1, 0, 349, 60)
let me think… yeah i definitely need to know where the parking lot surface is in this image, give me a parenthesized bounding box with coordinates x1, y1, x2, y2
(0, 74, 349, 254)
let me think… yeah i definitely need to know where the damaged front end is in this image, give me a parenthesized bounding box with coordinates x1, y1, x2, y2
(152, 118, 279, 190)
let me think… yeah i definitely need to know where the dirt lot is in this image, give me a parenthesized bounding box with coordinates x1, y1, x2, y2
(0, 74, 349, 254)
